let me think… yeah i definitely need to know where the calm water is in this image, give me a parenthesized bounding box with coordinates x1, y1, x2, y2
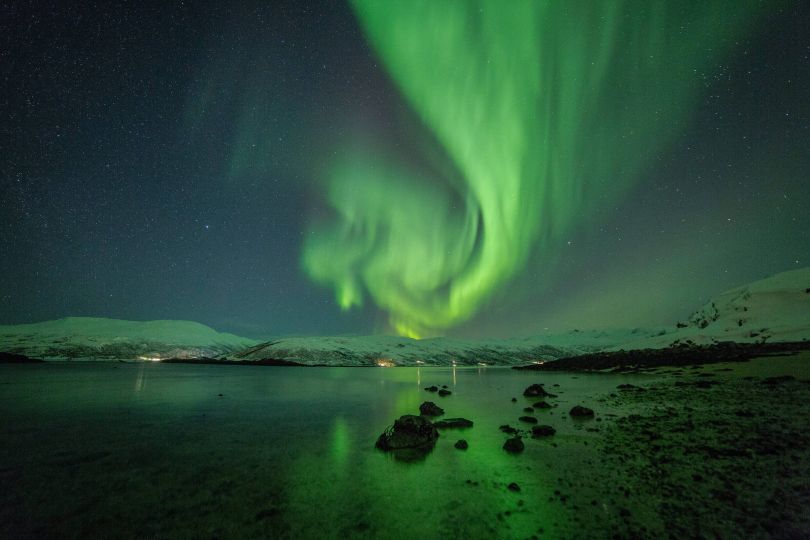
(0, 363, 655, 539)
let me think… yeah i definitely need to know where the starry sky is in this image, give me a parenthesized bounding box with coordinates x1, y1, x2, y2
(1, 1, 808, 339)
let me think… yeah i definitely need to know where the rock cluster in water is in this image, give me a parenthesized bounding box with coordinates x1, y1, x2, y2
(375, 415, 439, 452)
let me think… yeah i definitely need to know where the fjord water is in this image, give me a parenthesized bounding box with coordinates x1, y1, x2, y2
(1, 363, 647, 538)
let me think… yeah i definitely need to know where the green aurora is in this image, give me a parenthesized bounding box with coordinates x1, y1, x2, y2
(303, 1, 764, 338)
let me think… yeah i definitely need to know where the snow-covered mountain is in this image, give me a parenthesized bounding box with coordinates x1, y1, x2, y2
(2, 268, 806, 365)
(231, 334, 579, 366)
(609, 267, 810, 350)
(0, 317, 257, 360)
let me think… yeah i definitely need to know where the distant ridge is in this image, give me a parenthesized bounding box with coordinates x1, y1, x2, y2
(0, 317, 257, 360)
(1, 268, 806, 365)
(609, 267, 810, 350)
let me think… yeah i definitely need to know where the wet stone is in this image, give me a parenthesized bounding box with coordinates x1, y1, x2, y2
(376, 415, 439, 451)
(532, 425, 556, 437)
(570, 405, 595, 418)
(419, 401, 444, 417)
(503, 437, 525, 453)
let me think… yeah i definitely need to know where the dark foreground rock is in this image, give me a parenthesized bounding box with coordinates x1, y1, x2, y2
(376, 415, 439, 452)
(419, 401, 444, 416)
(519, 416, 538, 424)
(454, 440, 468, 450)
(503, 437, 524, 453)
(570, 405, 595, 418)
(531, 425, 556, 437)
(438, 389, 452, 397)
(433, 418, 473, 429)
(523, 383, 555, 398)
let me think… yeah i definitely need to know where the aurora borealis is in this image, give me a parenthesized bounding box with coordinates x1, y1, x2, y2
(304, 1, 765, 337)
(1, 0, 808, 338)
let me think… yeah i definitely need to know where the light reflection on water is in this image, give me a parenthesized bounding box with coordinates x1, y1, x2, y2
(0, 363, 656, 538)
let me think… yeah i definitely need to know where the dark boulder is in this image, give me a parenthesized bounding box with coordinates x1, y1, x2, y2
(438, 389, 452, 397)
(519, 416, 538, 424)
(503, 437, 524, 453)
(419, 401, 444, 417)
(532, 425, 556, 437)
(434, 418, 473, 429)
(424, 385, 439, 392)
(454, 440, 468, 450)
(523, 384, 555, 398)
(499, 424, 518, 434)
(569, 405, 595, 418)
(507, 482, 521, 492)
(376, 415, 439, 451)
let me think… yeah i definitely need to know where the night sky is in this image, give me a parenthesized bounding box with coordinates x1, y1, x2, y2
(2, 1, 808, 339)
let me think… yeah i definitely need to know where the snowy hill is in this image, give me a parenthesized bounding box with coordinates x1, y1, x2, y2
(232, 335, 580, 367)
(610, 267, 810, 350)
(0, 317, 257, 360)
(2, 268, 806, 365)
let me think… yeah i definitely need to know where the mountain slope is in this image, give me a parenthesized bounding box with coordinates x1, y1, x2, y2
(0, 317, 257, 360)
(612, 267, 810, 350)
(232, 334, 579, 367)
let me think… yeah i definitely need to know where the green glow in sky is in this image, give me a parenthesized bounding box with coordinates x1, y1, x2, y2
(304, 0, 762, 337)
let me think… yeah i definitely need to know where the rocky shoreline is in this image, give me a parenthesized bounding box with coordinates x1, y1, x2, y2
(517, 340, 810, 372)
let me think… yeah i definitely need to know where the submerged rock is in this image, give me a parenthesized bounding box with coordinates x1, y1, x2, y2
(532, 425, 556, 437)
(425, 385, 439, 392)
(519, 416, 538, 424)
(523, 384, 555, 398)
(376, 415, 439, 451)
(523, 407, 534, 413)
(570, 405, 595, 418)
(438, 389, 452, 397)
(434, 418, 473, 429)
(499, 424, 518, 435)
(454, 440, 468, 450)
(507, 482, 521, 492)
(503, 437, 524, 453)
(533, 401, 551, 409)
(419, 401, 444, 417)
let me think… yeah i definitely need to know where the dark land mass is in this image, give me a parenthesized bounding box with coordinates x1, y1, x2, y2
(517, 341, 810, 372)
(0, 352, 43, 363)
(159, 357, 307, 367)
